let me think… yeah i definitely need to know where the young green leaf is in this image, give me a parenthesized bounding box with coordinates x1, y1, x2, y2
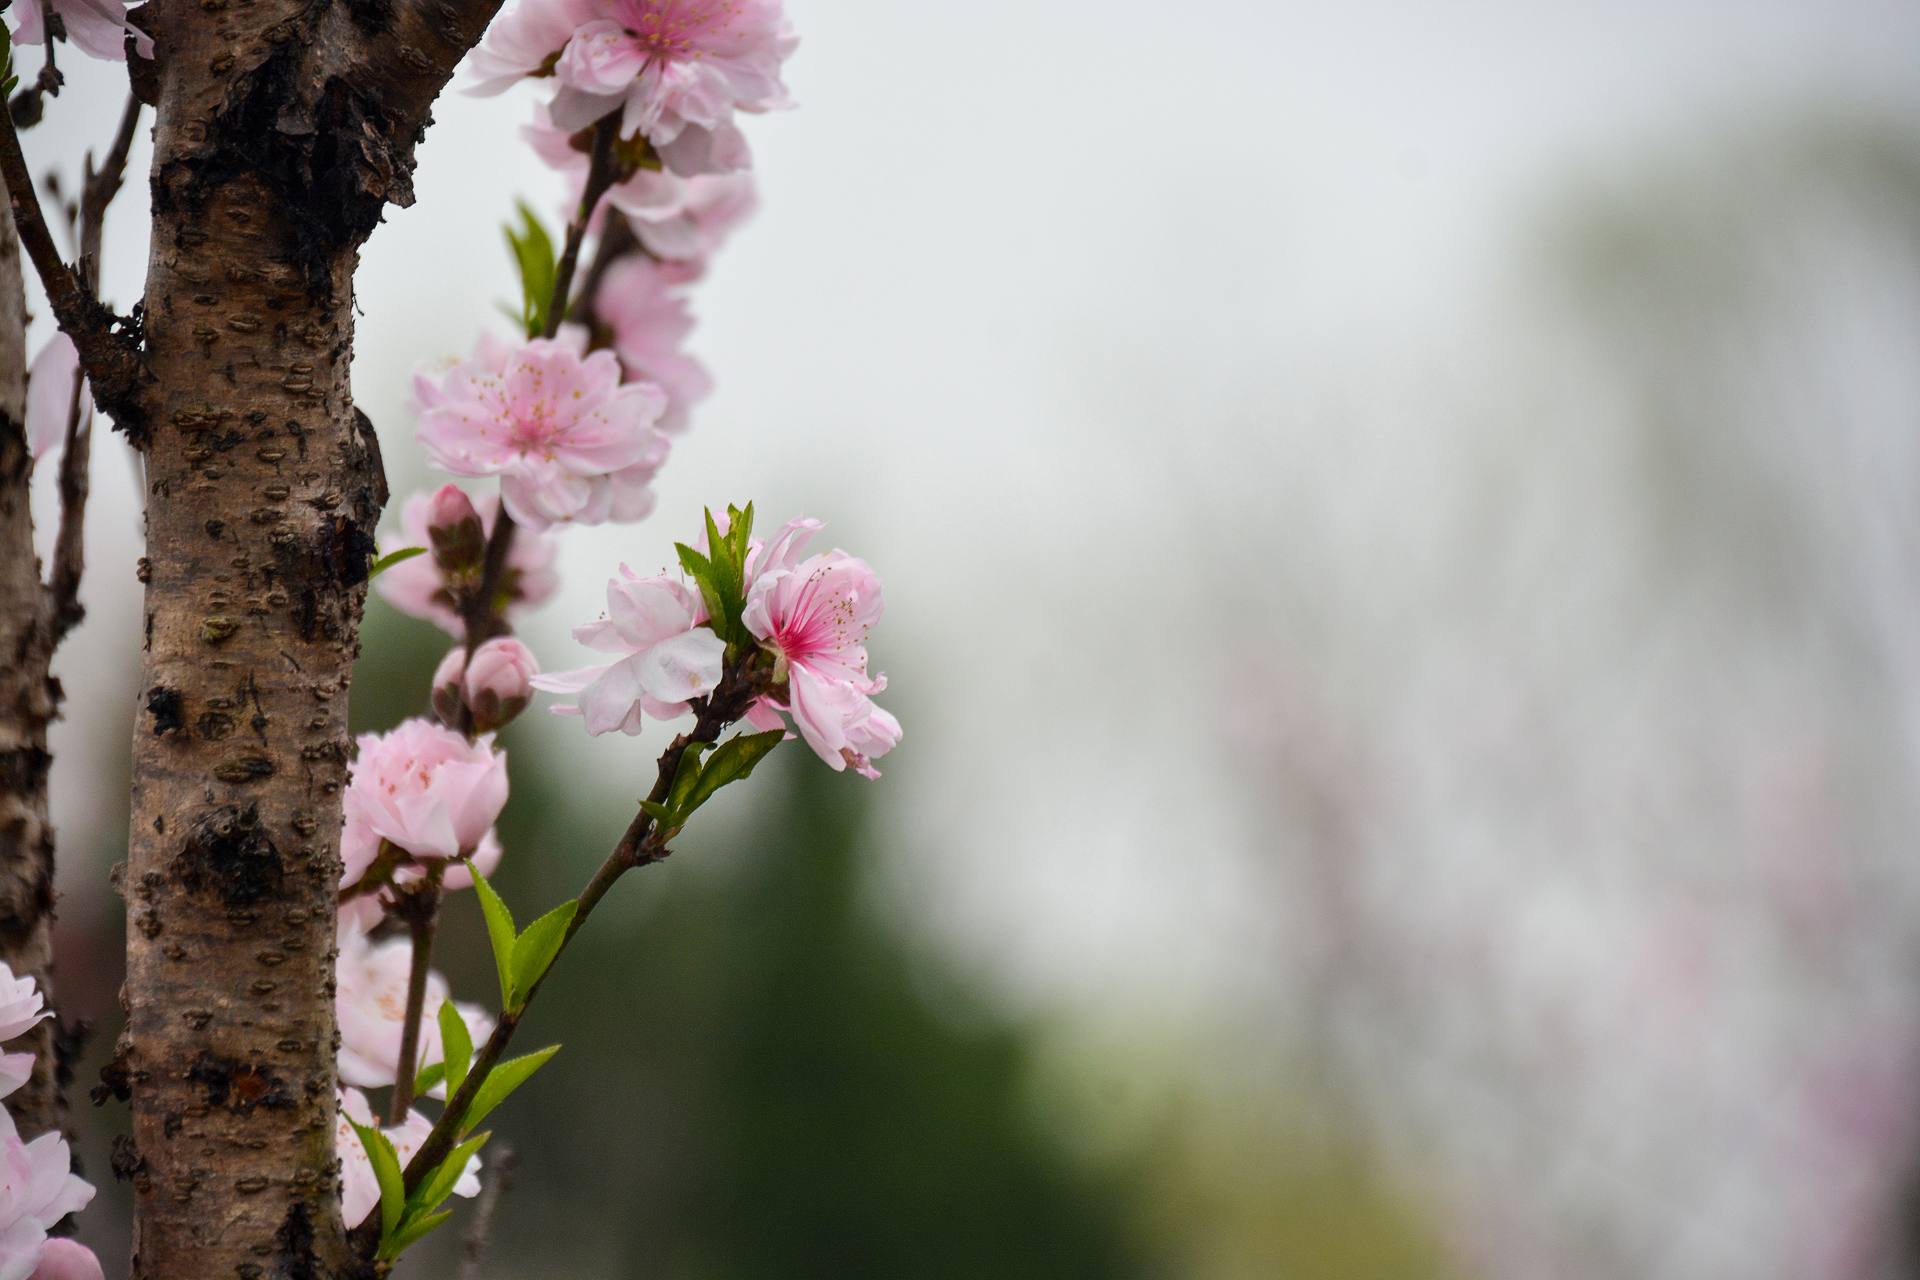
(666, 740, 711, 814)
(681, 729, 785, 815)
(412, 1061, 446, 1099)
(368, 546, 427, 579)
(468, 862, 518, 1009)
(639, 799, 678, 827)
(379, 1209, 453, 1259)
(437, 1000, 474, 1098)
(508, 900, 578, 1007)
(462, 1044, 561, 1132)
(503, 201, 557, 338)
(412, 1130, 491, 1216)
(349, 1118, 407, 1243)
(676, 543, 728, 643)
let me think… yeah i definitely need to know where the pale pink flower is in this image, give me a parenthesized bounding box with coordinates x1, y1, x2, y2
(338, 829, 501, 934)
(0, 1103, 93, 1280)
(416, 334, 671, 531)
(0, 966, 48, 1047)
(473, 0, 796, 176)
(335, 928, 493, 1091)
(433, 638, 541, 731)
(5, 0, 152, 60)
(0, 1059, 31, 1104)
(531, 568, 724, 735)
(525, 109, 755, 265)
(23, 335, 85, 464)
(742, 519, 899, 778)
(342, 720, 508, 864)
(595, 257, 711, 433)
(375, 487, 560, 637)
(336, 1089, 481, 1229)
(627, 172, 757, 264)
(28, 1240, 103, 1280)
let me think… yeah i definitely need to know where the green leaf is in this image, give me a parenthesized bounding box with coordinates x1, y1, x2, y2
(368, 546, 427, 579)
(681, 730, 785, 815)
(348, 1118, 406, 1244)
(508, 900, 578, 1007)
(379, 1209, 453, 1259)
(676, 543, 728, 642)
(412, 1130, 491, 1216)
(469, 862, 517, 1009)
(412, 1060, 446, 1099)
(666, 740, 711, 814)
(726, 501, 755, 568)
(463, 1044, 561, 1131)
(639, 799, 677, 826)
(503, 201, 557, 338)
(437, 1000, 473, 1099)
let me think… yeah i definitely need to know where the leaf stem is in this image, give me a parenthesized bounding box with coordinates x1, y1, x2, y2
(387, 867, 444, 1123)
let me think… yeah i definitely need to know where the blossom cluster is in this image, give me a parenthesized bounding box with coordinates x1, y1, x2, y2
(0, 965, 101, 1280)
(334, 0, 898, 1251)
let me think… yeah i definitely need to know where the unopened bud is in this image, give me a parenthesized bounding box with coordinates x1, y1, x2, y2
(426, 483, 486, 574)
(434, 637, 540, 733)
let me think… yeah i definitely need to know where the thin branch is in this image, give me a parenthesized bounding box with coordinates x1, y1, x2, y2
(375, 658, 769, 1231)
(456, 1145, 517, 1280)
(387, 867, 444, 1123)
(44, 96, 139, 641)
(0, 98, 144, 429)
(544, 117, 620, 342)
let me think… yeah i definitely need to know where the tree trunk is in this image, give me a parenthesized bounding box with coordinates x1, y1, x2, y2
(110, 7, 500, 1274)
(0, 176, 65, 1145)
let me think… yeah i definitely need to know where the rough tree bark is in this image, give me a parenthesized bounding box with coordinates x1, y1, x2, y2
(91, 5, 502, 1275)
(0, 178, 65, 1145)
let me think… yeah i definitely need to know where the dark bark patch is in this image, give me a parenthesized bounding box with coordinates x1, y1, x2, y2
(212, 754, 277, 784)
(145, 686, 186, 736)
(321, 516, 376, 589)
(110, 1133, 146, 1183)
(177, 803, 285, 906)
(188, 1052, 293, 1114)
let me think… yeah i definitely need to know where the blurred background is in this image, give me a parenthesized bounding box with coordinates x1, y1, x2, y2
(22, 1, 1920, 1275)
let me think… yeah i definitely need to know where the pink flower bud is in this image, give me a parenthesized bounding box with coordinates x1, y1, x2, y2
(426, 483, 486, 574)
(431, 646, 467, 727)
(433, 639, 540, 733)
(30, 1239, 105, 1280)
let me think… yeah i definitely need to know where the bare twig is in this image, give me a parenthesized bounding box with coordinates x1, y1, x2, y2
(0, 98, 144, 429)
(387, 867, 444, 1123)
(44, 95, 140, 641)
(457, 1145, 517, 1280)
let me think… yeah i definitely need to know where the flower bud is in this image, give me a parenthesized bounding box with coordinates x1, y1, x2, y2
(430, 646, 467, 727)
(433, 638, 540, 733)
(465, 637, 539, 731)
(426, 483, 486, 574)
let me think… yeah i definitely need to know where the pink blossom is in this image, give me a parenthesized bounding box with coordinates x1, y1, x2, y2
(23, 335, 85, 464)
(0, 1102, 93, 1280)
(338, 829, 502, 934)
(473, 0, 796, 176)
(742, 519, 899, 778)
(416, 334, 672, 531)
(433, 637, 541, 731)
(531, 568, 724, 735)
(5, 0, 151, 60)
(27, 1240, 102, 1280)
(525, 109, 755, 266)
(336, 1089, 481, 1229)
(595, 257, 712, 433)
(342, 719, 508, 864)
(335, 928, 493, 1091)
(0, 966, 48, 1047)
(375, 488, 559, 637)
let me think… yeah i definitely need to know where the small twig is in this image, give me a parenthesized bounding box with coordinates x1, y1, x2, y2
(456, 1145, 517, 1280)
(43, 96, 139, 641)
(387, 867, 444, 1123)
(544, 117, 620, 342)
(381, 657, 768, 1222)
(0, 97, 144, 427)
